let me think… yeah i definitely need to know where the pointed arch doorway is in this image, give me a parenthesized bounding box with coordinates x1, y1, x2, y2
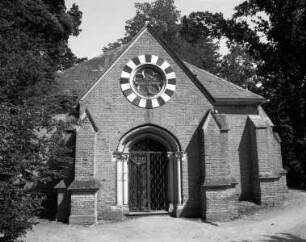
(129, 138, 168, 211)
(115, 126, 182, 214)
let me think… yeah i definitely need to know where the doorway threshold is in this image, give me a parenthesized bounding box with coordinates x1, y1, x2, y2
(128, 210, 169, 216)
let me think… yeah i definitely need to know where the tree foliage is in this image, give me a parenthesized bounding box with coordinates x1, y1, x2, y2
(103, 0, 181, 51)
(0, 0, 82, 241)
(180, 11, 227, 42)
(180, 11, 260, 86)
(218, 44, 264, 91)
(103, 0, 221, 74)
(228, 0, 306, 188)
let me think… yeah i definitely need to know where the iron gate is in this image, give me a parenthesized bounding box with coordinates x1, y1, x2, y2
(128, 152, 168, 211)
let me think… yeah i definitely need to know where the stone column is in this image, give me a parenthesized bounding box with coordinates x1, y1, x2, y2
(175, 152, 183, 205)
(116, 155, 123, 206)
(115, 153, 129, 206)
(171, 152, 183, 217)
(167, 153, 174, 213)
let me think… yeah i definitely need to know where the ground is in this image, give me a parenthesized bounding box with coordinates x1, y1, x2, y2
(25, 189, 306, 242)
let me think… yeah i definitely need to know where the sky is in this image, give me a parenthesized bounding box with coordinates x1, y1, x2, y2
(65, 0, 245, 59)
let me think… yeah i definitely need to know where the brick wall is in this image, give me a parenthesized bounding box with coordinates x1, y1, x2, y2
(75, 114, 96, 179)
(201, 113, 238, 220)
(181, 130, 202, 217)
(69, 192, 98, 224)
(71, 28, 286, 222)
(203, 115, 229, 176)
(77, 29, 213, 218)
(203, 187, 238, 221)
(216, 105, 259, 201)
(71, 193, 96, 215)
(249, 114, 288, 204)
(226, 114, 253, 199)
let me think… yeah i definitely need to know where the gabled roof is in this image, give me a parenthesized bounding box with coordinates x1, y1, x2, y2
(55, 44, 128, 98)
(184, 62, 265, 104)
(56, 24, 265, 105)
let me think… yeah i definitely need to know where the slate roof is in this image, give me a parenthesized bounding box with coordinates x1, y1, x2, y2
(184, 62, 264, 103)
(55, 44, 128, 98)
(56, 25, 265, 105)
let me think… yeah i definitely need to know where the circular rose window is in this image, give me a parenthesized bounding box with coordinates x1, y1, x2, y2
(120, 55, 176, 109)
(132, 66, 165, 98)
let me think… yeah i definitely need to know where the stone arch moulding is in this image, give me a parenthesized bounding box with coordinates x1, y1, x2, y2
(117, 124, 181, 153)
(114, 124, 183, 213)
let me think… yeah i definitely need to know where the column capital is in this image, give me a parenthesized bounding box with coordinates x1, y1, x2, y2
(175, 151, 184, 159)
(113, 152, 129, 161)
(167, 151, 183, 159)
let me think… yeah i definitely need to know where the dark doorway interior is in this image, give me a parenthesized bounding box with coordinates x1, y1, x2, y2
(128, 137, 168, 211)
(130, 137, 167, 152)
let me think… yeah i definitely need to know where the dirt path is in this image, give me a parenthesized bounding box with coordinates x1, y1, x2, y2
(25, 189, 306, 242)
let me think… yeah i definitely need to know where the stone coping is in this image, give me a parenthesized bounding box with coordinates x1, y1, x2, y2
(258, 172, 280, 180)
(68, 179, 100, 192)
(54, 180, 67, 189)
(203, 176, 237, 188)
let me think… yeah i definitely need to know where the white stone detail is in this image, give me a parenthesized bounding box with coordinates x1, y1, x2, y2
(139, 98, 147, 108)
(121, 83, 130, 91)
(123, 159, 128, 205)
(177, 156, 182, 205)
(126, 60, 137, 69)
(151, 55, 158, 65)
(166, 72, 176, 79)
(127, 93, 137, 102)
(117, 160, 123, 206)
(152, 98, 159, 108)
(161, 93, 171, 102)
(138, 55, 146, 64)
(121, 71, 130, 79)
(166, 84, 176, 92)
(161, 61, 170, 70)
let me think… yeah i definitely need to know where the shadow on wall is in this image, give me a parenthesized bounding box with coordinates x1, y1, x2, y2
(238, 119, 259, 202)
(180, 129, 203, 218)
(230, 233, 306, 242)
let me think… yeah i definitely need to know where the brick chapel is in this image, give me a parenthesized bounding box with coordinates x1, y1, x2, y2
(55, 24, 287, 225)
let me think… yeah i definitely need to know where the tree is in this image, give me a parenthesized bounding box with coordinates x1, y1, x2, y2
(219, 44, 264, 91)
(103, 0, 181, 51)
(224, 1, 306, 187)
(180, 11, 227, 43)
(102, 0, 221, 74)
(0, 0, 82, 241)
(174, 37, 221, 74)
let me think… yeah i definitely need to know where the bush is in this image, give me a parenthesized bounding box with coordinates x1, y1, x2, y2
(0, 183, 42, 242)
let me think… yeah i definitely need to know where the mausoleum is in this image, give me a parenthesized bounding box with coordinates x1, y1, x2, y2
(55, 24, 287, 224)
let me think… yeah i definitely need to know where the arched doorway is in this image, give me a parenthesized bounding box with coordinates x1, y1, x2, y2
(115, 125, 182, 213)
(129, 138, 168, 211)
